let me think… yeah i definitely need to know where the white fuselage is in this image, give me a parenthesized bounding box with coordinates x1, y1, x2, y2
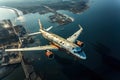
(40, 29, 78, 54)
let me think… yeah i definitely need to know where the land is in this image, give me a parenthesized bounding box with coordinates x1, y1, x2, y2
(0, 20, 26, 66)
(0, 0, 89, 14)
(49, 13, 74, 25)
(0, 0, 89, 26)
(0, 19, 42, 80)
(44, 6, 74, 25)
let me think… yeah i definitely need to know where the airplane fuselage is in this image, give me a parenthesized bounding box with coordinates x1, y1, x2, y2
(40, 29, 86, 59)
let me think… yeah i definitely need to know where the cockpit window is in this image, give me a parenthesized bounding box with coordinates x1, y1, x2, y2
(73, 47, 82, 53)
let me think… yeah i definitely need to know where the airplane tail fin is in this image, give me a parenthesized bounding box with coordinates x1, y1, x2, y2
(38, 19, 43, 30)
(38, 19, 53, 31)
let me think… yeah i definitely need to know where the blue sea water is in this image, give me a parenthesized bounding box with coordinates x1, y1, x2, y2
(0, 0, 120, 80)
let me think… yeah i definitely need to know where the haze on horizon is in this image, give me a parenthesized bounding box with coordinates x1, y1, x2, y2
(0, 0, 64, 2)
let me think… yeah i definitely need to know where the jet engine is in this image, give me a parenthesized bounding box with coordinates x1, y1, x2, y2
(45, 50, 54, 59)
(75, 40, 84, 47)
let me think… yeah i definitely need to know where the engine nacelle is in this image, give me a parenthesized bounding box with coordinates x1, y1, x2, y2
(75, 40, 84, 47)
(45, 50, 54, 59)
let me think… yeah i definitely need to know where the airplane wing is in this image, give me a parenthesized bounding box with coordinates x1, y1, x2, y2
(67, 25, 83, 42)
(5, 45, 58, 52)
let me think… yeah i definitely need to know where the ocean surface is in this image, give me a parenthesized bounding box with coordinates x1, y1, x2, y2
(0, 0, 120, 80)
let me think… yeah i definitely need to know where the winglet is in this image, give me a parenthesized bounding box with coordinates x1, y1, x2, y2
(38, 19, 43, 30)
(78, 24, 83, 31)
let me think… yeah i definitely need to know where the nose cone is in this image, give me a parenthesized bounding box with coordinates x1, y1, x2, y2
(73, 51, 86, 60)
(79, 51, 86, 60)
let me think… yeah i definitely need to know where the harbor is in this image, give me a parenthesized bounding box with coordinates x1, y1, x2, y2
(0, 7, 42, 80)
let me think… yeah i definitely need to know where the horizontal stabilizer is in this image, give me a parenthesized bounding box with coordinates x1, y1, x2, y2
(27, 26, 53, 36)
(27, 32, 41, 36)
(45, 26, 53, 31)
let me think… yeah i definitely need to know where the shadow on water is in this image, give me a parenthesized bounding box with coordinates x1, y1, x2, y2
(91, 42, 120, 71)
(0, 64, 19, 80)
(54, 54, 103, 80)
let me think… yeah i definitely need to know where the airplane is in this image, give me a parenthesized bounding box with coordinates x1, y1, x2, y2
(4, 19, 86, 60)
